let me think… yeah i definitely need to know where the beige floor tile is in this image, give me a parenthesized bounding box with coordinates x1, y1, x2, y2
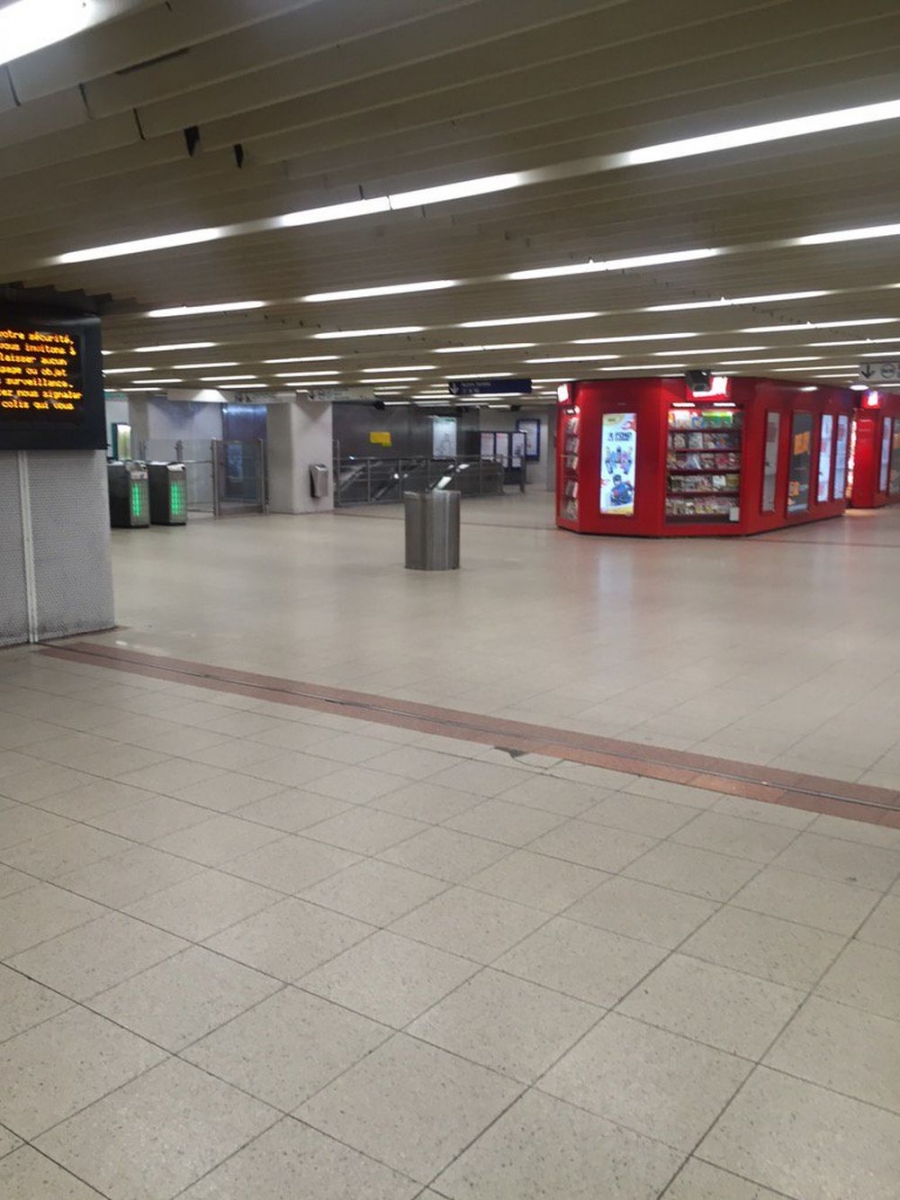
(435, 1089, 682, 1200)
(409, 968, 601, 1082)
(0, 824, 131, 881)
(584, 793, 697, 839)
(699, 1067, 900, 1200)
(390, 885, 547, 963)
(772, 832, 900, 892)
(0, 964, 72, 1043)
(0, 764, 94, 804)
(565, 875, 717, 948)
(179, 1117, 420, 1199)
(857, 893, 900, 951)
(54, 844, 202, 908)
(183, 986, 389, 1109)
(187, 739, 278, 771)
(224, 834, 359, 893)
(495, 917, 666, 1007)
(88, 945, 281, 1050)
(30, 779, 150, 822)
(0, 805, 72, 851)
(427, 759, 529, 798)
(150, 813, 282, 866)
(0, 882, 105, 959)
(298, 1034, 521, 1184)
(303, 807, 427, 854)
(624, 841, 762, 901)
(306, 765, 406, 802)
(541, 1013, 751, 1151)
(300, 930, 478, 1026)
(7, 911, 186, 1001)
(731, 865, 881, 935)
(238, 751, 341, 790)
(379, 825, 511, 882)
(711, 793, 818, 828)
(443, 799, 565, 847)
(0, 1007, 164, 1139)
(816, 940, 900, 1021)
(34, 1058, 278, 1200)
(528, 819, 657, 873)
(88, 793, 210, 842)
(620, 954, 803, 1059)
(314, 732, 406, 766)
(205, 897, 373, 981)
(234, 787, 352, 831)
(250, 722, 337, 753)
(0, 1146, 106, 1198)
(114, 759, 225, 798)
(170, 771, 285, 813)
(682, 905, 846, 988)
(364, 745, 458, 780)
(0, 865, 31, 899)
(498, 773, 603, 817)
(765, 995, 900, 1112)
(369, 779, 483, 823)
(623, 777, 721, 807)
(125, 868, 281, 940)
(467, 849, 608, 913)
(299, 858, 446, 925)
(671, 811, 800, 863)
(809, 812, 900, 850)
(663, 1158, 796, 1199)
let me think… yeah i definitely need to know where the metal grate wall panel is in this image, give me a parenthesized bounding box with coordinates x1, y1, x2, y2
(0, 453, 28, 647)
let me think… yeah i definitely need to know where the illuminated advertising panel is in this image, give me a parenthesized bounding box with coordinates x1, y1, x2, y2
(600, 411, 637, 516)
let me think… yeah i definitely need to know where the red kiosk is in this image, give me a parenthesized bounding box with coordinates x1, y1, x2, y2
(557, 375, 854, 537)
(847, 389, 900, 509)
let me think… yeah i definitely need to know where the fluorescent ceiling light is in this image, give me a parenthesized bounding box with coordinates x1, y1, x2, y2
(389, 172, 527, 210)
(273, 370, 340, 377)
(147, 301, 266, 318)
(507, 247, 718, 281)
(354, 377, 419, 384)
(573, 333, 699, 344)
(444, 372, 513, 379)
(134, 342, 216, 353)
(139, 378, 183, 384)
(0, 0, 112, 65)
(645, 290, 830, 312)
(599, 363, 687, 371)
(718, 356, 822, 364)
(104, 367, 153, 375)
(279, 380, 343, 386)
(860, 349, 900, 357)
(314, 326, 424, 339)
(794, 222, 900, 246)
(434, 343, 537, 352)
(527, 355, 619, 363)
(119, 387, 167, 393)
(621, 98, 900, 167)
(56, 227, 224, 265)
(263, 355, 340, 364)
(362, 365, 437, 372)
(745, 319, 898, 332)
(303, 280, 457, 302)
(201, 374, 258, 381)
(460, 312, 600, 328)
(279, 197, 391, 228)
(221, 383, 271, 389)
(652, 346, 766, 355)
(172, 362, 240, 369)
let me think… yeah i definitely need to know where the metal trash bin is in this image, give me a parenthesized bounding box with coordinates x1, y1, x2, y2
(404, 490, 460, 570)
(148, 462, 187, 525)
(108, 462, 149, 528)
(309, 463, 329, 498)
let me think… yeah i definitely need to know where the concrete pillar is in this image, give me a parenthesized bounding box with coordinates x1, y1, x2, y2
(266, 397, 334, 514)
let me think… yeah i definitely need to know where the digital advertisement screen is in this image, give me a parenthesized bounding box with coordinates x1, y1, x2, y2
(600, 411, 637, 516)
(0, 312, 106, 451)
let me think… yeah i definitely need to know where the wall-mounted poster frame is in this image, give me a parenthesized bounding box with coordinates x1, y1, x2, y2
(511, 430, 527, 467)
(432, 415, 458, 459)
(480, 432, 495, 459)
(494, 431, 510, 466)
(834, 414, 850, 499)
(515, 417, 541, 460)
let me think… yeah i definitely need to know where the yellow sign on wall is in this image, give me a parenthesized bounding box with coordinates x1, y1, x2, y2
(370, 431, 392, 447)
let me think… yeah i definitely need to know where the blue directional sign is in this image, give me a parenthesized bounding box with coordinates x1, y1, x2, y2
(448, 377, 532, 396)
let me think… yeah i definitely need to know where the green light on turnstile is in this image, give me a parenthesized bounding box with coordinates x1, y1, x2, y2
(130, 482, 144, 520)
(170, 481, 186, 519)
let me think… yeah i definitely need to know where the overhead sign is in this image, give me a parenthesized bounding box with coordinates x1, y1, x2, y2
(857, 362, 900, 384)
(448, 377, 532, 396)
(0, 313, 105, 451)
(307, 386, 376, 402)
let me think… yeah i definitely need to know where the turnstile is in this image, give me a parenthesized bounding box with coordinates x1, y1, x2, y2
(148, 462, 188, 525)
(108, 462, 149, 528)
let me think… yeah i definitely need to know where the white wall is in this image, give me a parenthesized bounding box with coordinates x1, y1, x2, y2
(267, 398, 334, 514)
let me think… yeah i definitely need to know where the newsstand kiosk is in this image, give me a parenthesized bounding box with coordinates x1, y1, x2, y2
(847, 389, 900, 509)
(557, 375, 855, 537)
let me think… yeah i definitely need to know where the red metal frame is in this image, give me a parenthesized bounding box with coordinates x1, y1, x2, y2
(848, 390, 900, 509)
(556, 376, 854, 537)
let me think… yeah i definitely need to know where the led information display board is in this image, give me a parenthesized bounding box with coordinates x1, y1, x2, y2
(0, 312, 106, 450)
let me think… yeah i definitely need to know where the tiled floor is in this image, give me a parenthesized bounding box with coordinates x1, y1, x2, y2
(1, 641, 900, 1197)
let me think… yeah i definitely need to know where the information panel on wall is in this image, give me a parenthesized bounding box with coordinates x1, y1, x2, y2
(0, 312, 106, 451)
(787, 411, 813, 514)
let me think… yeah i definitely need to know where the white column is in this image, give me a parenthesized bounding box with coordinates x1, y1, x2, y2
(266, 397, 334, 514)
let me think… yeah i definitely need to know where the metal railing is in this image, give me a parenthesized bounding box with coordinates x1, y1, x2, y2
(333, 455, 506, 507)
